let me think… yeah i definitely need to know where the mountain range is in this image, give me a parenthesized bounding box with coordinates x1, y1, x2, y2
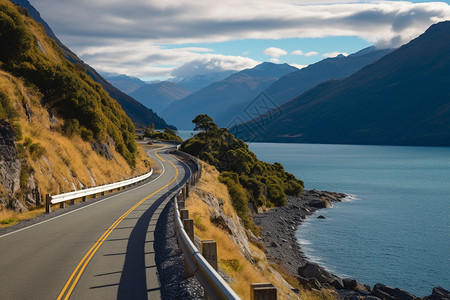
(234, 21, 450, 146)
(101, 73, 146, 94)
(218, 47, 393, 125)
(12, 0, 172, 129)
(130, 81, 191, 114)
(161, 62, 299, 129)
(174, 70, 236, 92)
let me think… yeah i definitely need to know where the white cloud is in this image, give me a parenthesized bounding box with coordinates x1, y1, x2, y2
(264, 47, 288, 58)
(269, 58, 281, 63)
(171, 55, 259, 78)
(291, 63, 308, 70)
(30, 0, 450, 78)
(290, 50, 304, 56)
(35, 1, 450, 45)
(78, 41, 258, 78)
(322, 52, 349, 58)
(304, 51, 320, 57)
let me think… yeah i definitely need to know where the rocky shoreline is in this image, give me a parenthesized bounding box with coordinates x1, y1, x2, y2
(254, 189, 449, 300)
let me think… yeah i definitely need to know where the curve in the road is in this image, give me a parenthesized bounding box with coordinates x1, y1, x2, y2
(0, 145, 192, 300)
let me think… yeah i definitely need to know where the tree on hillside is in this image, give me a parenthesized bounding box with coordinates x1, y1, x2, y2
(192, 114, 218, 137)
(164, 127, 176, 136)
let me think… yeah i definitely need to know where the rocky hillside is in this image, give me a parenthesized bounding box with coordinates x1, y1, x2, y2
(0, 1, 150, 213)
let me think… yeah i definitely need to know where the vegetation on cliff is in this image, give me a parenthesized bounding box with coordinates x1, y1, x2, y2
(180, 114, 304, 230)
(0, 0, 137, 165)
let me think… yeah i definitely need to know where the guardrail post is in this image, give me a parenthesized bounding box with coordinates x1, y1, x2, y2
(201, 240, 218, 270)
(34, 187, 41, 205)
(186, 182, 190, 197)
(202, 240, 218, 300)
(45, 194, 51, 213)
(179, 209, 189, 221)
(183, 219, 194, 242)
(182, 187, 186, 200)
(82, 196, 86, 202)
(70, 198, 75, 205)
(178, 200, 185, 210)
(183, 218, 195, 278)
(176, 193, 184, 205)
(60, 201, 65, 209)
(251, 283, 277, 300)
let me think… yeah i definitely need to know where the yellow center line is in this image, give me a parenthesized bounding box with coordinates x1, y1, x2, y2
(155, 150, 165, 162)
(57, 157, 179, 300)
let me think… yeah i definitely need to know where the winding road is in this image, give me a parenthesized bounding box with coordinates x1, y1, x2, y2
(0, 144, 191, 299)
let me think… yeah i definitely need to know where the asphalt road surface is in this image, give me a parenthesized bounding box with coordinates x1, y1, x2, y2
(0, 144, 191, 299)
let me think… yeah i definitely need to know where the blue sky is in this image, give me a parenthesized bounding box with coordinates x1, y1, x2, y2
(164, 36, 373, 71)
(31, 0, 450, 81)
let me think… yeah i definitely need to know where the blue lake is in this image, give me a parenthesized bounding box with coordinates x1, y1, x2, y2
(249, 143, 450, 296)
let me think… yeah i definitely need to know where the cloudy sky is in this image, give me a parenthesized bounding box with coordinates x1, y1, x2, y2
(30, 0, 450, 81)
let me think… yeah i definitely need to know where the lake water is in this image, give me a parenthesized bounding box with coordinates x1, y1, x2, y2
(249, 143, 450, 296)
(177, 130, 197, 141)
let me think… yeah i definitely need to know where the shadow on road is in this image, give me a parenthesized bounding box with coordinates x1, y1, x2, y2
(117, 160, 191, 300)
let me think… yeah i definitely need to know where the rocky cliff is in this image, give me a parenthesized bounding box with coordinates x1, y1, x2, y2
(0, 120, 24, 211)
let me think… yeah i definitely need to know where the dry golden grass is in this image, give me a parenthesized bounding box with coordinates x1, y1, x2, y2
(0, 207, 45, 229)
(185, 161, 301, 300)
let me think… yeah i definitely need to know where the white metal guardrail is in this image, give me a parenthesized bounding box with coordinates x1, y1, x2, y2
(46, 169, 153, 211)
(173, 150, 240, 300)
(174, 198, 240, 300)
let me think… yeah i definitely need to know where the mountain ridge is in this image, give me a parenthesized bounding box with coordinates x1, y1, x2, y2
(217, 47, 393, 125)
(101, 73, 146, 94)
(234, 21, 450, 146)
(161, 62, 298, 129)
(130, 81, 191, 114)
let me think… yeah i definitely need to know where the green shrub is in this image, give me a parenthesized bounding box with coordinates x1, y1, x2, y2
(19, 164, 29, 188)
(62, 119, 80, 137)
(29, 142, 45, 159)
(267, 184, 286, 207)
(0, 90, 18, 119)
(11, 123, 22, 140)
(219, 259, 243, 273)
(192, 212, 206, 232)
(80, 127, 93, 141)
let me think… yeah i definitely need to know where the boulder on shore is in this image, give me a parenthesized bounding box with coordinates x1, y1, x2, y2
(297, 262, 339, 285)
(424, 286, 450, 300)
(371, 283, 418, 300)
